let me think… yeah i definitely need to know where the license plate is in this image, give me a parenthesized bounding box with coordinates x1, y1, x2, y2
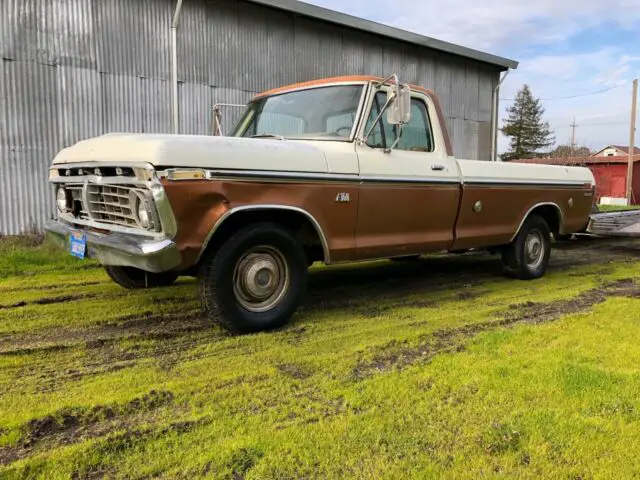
(70, 231, 87, 259)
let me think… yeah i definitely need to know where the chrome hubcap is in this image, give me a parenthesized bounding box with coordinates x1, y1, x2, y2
(233, 246, 289, 312)
(524, 229, 545, 269)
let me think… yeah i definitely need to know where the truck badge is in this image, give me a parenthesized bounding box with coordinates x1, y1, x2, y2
(336, 192, 351, 203)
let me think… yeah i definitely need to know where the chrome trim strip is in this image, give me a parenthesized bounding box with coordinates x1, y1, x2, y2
(81, 180, 94, 221)
(149, 177, 178, 238)
(348, 85, 370, 143)
(465, 179, 592, 187)
(198, 169, 588, 188)
(362, 176, 457, 185)
(204, 170, 360, 182)
(50, 161, 155, 170)
(196, 205, 331, 265)
(510, 202, 565, 242)
(51, 175, 149, 186)
(253, 80, 370, 101)
(204, 169, 457, 184)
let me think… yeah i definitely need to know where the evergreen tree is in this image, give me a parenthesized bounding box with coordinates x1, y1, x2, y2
(501, 85, 555, 161)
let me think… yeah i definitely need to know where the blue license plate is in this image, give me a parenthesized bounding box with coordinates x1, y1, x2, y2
(70, 231, 87, 259)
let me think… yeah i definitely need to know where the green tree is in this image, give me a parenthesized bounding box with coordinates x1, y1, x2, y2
(501, 85, 555, 161)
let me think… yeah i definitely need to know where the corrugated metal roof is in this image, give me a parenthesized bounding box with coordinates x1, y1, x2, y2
(247, 0, 519, 70)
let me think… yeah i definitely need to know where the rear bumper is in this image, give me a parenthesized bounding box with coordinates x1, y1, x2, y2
(44, 220, 182, 273)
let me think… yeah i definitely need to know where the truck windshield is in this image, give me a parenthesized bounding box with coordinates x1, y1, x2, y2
(232, 85, 364, 140)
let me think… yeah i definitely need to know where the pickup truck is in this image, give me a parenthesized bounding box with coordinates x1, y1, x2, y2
(45, 74, 596, 333)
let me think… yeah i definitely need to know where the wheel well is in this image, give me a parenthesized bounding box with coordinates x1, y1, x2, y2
(526, 204, 562, 235)
(199, 209, 327, 267)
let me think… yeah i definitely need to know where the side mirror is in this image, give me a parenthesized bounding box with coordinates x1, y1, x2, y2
(387, 84, 411, 125)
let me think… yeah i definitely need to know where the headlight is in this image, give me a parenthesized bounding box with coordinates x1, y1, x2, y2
(56, 188, 68, 213)
(137, 199, 150, 229)
(130, 192, 151, 229)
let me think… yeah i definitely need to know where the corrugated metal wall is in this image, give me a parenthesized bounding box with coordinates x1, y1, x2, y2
(0, 0, 500, 234)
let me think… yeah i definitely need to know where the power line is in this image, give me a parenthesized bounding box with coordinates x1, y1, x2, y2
(500, 85, 623, 102)
(579, 121, 630, 126)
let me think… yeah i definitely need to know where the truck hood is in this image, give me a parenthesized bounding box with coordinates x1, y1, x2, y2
(52, 133, 329, 173)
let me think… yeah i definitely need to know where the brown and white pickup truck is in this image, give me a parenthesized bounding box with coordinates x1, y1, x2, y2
(45, 74, 596, 333)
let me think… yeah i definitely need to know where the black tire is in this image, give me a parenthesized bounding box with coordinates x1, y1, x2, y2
(198, 222, 308, 334)
(502, 215, 551, 280)
(104, 266, 179, 289)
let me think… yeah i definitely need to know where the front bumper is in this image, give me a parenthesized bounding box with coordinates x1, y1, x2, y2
(45, 220, 182, 273)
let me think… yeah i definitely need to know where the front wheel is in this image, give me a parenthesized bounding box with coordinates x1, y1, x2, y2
(104, 266, 179, 289)
(501, 215, 551, 280)
(198, 223, 308, 334)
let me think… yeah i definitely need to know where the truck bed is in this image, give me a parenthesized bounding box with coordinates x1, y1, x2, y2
(587, 209, 640, 237)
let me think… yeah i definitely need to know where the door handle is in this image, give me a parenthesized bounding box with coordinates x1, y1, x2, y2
(431, 165, 446, 171)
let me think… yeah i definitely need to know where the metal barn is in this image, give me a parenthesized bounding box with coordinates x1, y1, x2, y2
(0, 0, 518, 234)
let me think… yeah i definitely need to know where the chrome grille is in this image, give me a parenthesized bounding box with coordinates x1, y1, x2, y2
(87, 184, 138, 227)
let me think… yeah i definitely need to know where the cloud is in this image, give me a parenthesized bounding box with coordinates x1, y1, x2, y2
(304, 0, 640, 52)
(500, 49, 640, 151)
(304, 0, 640, 152)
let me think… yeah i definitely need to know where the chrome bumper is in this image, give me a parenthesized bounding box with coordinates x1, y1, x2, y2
(44, 220, 182, 273)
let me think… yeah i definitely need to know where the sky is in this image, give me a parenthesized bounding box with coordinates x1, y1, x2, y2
(304, 0, 640, 154)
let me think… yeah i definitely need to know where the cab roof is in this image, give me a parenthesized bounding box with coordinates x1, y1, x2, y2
(254, 75, 436, 100)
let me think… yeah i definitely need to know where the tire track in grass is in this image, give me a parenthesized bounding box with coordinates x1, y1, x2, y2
(353, 279, 640, 379)
(0, 390, 176, 466)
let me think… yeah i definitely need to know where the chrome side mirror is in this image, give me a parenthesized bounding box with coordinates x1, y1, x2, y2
(387, 83, 411, 125)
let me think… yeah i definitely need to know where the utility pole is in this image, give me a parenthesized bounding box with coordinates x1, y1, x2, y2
(570, 117, 578, 153)
(627, 79, 638, 205)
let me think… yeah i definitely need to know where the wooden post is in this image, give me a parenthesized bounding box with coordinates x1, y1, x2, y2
(627, 79, 638, 205)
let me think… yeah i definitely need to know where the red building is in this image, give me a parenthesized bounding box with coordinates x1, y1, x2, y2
(514, 155, 640, 204)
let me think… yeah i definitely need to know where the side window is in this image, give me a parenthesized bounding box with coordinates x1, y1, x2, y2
(364, 92, 434, 152)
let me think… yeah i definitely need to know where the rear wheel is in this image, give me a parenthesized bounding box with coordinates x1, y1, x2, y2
(198, 223, 308, 334)
(104, 266, 179, 289)
(502, 215, 551, 280)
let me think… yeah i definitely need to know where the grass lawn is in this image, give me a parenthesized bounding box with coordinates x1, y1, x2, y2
(2, 236, 640, 478)
(597, 204, 640, 212)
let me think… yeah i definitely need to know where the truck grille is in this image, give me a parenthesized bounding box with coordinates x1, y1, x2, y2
(59, 183, 158, 231)
(87, 185, 137, 227)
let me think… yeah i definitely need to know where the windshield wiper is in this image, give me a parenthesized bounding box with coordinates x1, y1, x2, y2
(251, 134, 285, 140)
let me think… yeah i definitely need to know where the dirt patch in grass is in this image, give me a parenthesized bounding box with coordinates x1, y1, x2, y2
(0, 294, 96, 310)
(0, 280, 106, 294)
(505, 279, 640, 324)
(0, 301, 28, 310)
(277, 363, 312, 380)
(353, 322, 505, 379)
(0, 390, 175, 466)
(0, 311, 208, 357)
(480, 422, 523, 455)
(354, 279, 640, 379)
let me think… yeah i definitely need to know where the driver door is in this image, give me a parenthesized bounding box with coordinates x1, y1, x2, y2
(355, 88, 461, 259)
